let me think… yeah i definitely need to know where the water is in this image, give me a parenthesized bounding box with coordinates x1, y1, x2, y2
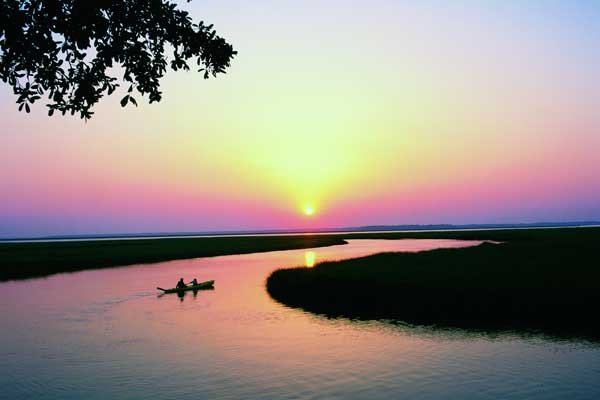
(1, 239, 599, 399)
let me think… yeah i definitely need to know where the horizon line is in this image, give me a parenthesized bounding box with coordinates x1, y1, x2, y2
(1, 220, 599, 242)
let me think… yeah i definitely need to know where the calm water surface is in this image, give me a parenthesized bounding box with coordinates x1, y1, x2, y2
(1, 239, 599, 399)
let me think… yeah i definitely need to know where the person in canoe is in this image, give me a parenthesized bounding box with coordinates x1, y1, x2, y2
(176, 278, 187, 289)
(189, 278, 199, 286)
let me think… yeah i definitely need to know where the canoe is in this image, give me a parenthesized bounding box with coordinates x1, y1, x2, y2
(157, 280, 215, 294)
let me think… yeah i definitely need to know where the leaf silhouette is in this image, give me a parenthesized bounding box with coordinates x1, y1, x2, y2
(0, 0, 236, 120)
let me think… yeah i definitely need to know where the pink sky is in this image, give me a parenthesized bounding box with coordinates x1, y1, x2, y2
(1, 1, 600, 237)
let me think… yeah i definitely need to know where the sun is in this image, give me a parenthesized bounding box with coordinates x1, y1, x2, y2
(303, 206, 315, 216)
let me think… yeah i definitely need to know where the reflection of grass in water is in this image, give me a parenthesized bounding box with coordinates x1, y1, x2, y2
(267, 227, 600, 340)
(303, 310, 600, 347)
(0, 235, 346, 281)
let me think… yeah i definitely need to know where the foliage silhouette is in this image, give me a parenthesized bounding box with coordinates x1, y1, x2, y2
(0, 0, 236, 119)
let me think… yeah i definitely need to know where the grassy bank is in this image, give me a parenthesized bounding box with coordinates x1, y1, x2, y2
(267, 227, 600, 337)
(0, 235, 346, 281)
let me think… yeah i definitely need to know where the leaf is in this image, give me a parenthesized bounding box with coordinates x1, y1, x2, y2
(4, 0, 236, 120)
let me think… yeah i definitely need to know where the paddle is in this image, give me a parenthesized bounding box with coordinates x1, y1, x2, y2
(156, 287, 167, 292)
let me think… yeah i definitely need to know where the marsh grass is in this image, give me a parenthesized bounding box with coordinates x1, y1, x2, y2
(267, 227, 600, 337)
(0, 235, 346, 281)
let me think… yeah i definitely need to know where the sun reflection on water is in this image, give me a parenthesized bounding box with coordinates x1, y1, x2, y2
(304, 251, 316, 267)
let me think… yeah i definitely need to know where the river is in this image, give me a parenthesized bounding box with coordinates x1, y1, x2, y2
(1, 239, 599, 399)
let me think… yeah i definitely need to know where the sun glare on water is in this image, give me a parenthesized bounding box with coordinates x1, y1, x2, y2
(305, 251, 316, 267)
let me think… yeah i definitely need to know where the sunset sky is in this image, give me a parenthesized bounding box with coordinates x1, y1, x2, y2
(2, 0, 600, 237)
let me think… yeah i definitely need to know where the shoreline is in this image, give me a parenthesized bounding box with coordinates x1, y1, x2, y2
(266, 227, 600, 339)
(0, 227, 565, 281)
(0, 235, 347, 282)
(2, 223, 598, 243)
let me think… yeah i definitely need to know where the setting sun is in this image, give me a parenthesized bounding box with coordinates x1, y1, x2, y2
(303, 206, 315, 216)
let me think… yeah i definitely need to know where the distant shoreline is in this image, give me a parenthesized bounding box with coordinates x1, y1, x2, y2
(2, 221, 598, 243)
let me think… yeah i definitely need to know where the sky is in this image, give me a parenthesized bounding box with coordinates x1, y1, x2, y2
(2, 0, 600, 237)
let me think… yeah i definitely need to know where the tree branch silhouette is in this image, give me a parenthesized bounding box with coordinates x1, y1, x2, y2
(0, 0, 236, 119)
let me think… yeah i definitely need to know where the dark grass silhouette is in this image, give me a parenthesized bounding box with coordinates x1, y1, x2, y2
(267, 227, 600, 339)
(0, 235, 346, 281)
